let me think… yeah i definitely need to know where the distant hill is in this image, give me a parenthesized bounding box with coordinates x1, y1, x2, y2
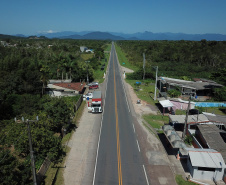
(37, 31, 91, 38)
(60, 34, 82, 39)
(14, 34, 26, 37)
(2, 31, 226, 41)
(0, 34, 23, 39)
(112, 31, 226, 41)
(60, 31, 124, 40)
(82, 32, 124, 40)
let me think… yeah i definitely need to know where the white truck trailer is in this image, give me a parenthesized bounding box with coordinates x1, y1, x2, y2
(88, 91, 102, 113)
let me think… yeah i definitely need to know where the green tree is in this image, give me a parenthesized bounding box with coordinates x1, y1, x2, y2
(211, 68, 226, 86)
(42, 98, 71, 132)
(0, 149, 32, 185)
(213, 87, 226, 101)
(168, 89, 181, 98)
(40, 63, 50, 95)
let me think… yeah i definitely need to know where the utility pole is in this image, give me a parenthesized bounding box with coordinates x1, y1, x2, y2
(183, 97, 191, 140)
(17, 116, 38, 185)
(27, 119, 37, 185)
(154, 66, 158, 100)
(85, 61, 90, 84)
(143, 53, 145, 80)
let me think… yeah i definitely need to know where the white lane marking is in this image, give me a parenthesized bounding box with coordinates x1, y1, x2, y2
(143, 165, 150, 185)
(92, 45, 112, 185)
(113, 44, 130, 113)
(92, 118, 103, 185)
(136, 140, 140, 152)
(133, 124, 135, 133)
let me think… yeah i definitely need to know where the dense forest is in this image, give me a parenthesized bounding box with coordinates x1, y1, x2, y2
(116, 40, 226, 100)
(0, 38, 109, 184)
(116, 40, 226, 82)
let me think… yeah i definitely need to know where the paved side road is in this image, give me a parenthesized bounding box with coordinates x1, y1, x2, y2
(63, 101, 102, 185)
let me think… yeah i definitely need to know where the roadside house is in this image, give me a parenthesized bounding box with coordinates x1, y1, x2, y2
(47, 82, 86, 97)
(186, 148, 225, 181)
(158, 77, 223, 99)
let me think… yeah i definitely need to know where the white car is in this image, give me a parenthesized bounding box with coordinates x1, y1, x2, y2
(83, 92, 93, 99)
(92, 82, 99, 85)
(88, 82, 99, 86)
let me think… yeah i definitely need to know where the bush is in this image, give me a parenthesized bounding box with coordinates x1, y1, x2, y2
(184, 135, 193, 145)
(213, 87, 226, 101)
(168, 89, 181, 98)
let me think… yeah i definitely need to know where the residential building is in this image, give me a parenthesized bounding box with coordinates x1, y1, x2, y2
(158, 77, 223, 99)
(186, 148, 225, 181)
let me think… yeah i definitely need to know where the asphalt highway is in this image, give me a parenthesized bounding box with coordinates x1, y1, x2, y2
(93, 43, 149, 185)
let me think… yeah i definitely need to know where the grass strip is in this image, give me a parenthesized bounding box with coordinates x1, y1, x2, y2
(175, 175, 196, 185)
(143, 114, 168, 130)
(114, 43, 138, 71)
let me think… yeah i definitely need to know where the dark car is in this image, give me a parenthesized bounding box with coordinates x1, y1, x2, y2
(188, 109, 200, 115)
(89, 84, 98, 90)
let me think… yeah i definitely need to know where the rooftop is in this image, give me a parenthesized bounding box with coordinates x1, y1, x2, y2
(203, 112, 226, 124)
(169, 114, 209, 124)
(54, 82, 85, 93)
(187, 148, 225, 168)
(159, 77, 223, 90)
(197, 124, 226, 162)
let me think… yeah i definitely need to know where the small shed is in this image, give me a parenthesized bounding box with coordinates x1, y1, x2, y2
(159, 100, 174, 115)
(186, 148, 225, 181)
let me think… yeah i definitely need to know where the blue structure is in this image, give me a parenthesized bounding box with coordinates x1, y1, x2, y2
(195, 102, 226, 107)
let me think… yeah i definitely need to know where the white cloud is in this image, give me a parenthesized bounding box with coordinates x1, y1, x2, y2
(37, 30, 58, 34)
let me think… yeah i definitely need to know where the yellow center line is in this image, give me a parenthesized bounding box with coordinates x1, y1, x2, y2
(113, 52, 123, 185)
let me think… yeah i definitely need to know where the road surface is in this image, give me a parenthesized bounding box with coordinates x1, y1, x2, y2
(93, 43, 149, 185)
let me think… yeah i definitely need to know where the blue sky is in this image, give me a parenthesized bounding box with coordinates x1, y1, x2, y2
(1, 0, 226, 35)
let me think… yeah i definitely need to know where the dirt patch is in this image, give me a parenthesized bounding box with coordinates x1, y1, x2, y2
(121, 66, 134, 73)
(126, 82, 158, 116)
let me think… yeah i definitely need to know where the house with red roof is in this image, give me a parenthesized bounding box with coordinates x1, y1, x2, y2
(47, 82, 86, 97)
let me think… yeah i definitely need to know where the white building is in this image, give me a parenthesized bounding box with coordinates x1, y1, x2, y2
(80, 46, 88, 52)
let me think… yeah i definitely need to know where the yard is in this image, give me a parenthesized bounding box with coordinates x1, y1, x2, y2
(143, 114, 169, 132)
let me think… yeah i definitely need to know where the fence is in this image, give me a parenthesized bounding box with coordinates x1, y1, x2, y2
(74, 95, 83, 113)
(36, 158, 51, 184)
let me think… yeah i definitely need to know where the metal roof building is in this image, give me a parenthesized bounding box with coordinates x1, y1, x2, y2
(203, 112, 226, 124)
(158, 76, 223, 97)
(186, 148, 225, 181)
(159, 77, 223, 90)
(196, 124, 226, 163)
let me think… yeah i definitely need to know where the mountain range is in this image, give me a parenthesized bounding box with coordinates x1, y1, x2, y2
(1, 31, 226, 41)
(37, 31, 226, 41)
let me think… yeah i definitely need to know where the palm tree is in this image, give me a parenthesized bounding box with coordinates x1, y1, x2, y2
(40, 63, 50, 96)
